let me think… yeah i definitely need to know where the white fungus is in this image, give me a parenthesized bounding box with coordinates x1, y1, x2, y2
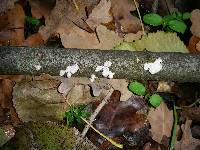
(34, 65, 42, 71)
(59, 64, 79, 78)
(144, 58, 162, 74)
(95, 61, 115, 79)
(90, 74, 97, 82)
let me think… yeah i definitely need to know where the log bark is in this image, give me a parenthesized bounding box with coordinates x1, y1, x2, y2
(0, 46, 200, 82)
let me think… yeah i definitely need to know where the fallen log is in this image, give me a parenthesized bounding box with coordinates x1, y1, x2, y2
(0, 46, 200, 82)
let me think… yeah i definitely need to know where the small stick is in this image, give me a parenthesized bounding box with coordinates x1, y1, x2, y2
(133, 0, 145, 35)
(81, 89, 114, 137)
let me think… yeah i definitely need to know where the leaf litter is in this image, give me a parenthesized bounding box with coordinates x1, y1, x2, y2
(0, 0, 200, 149)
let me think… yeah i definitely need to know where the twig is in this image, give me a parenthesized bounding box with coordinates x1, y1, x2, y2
(81, 89, 114, 137)
(175, 98, 200, 109)
(81, 117, 123, 149)
(62, 90, 123, 149)
(133, 0, 145, 35)
(73, 0, 80, 11)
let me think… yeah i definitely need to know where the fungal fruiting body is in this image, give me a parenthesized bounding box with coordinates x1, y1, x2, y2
(95, 61, 115, 79)
(59, 64, 79, 78)
(144, 58, 162, 74)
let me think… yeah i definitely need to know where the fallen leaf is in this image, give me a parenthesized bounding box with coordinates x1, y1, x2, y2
(147, 101, 173, 143)
(0, 0, 18, 15)
(89, 90, 149, 148)
(0, 4, 25, 46)
(190, 9, 200, 38)
(196, 41, 200, 51)
(175, 120, 200, 150)
(23, 33, 44, 47)
(187, 35, 200, 53)
(39, 0, 99, 41)
(157, 81, 173, 93)
(28, 0, 55, 19)
(111, 0, 141, 33)
(57, 24, 99, 49)
(0, 79, 20, 124)
(94, 25, 123, 49)
(86, 0, 112, 30)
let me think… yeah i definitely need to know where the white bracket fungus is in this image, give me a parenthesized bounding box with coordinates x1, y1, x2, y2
(59, 64, 79, 78)
(95, 61, 115, 79)
(144, 58, 162, 74)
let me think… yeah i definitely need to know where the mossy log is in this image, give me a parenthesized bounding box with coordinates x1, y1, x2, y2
(0, 46, 200, 82)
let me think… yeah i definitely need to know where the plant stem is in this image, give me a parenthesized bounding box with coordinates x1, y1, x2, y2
(133, 0, 145, 35)
(170, 103, 177, 150)
(81, 117, 123, 149)
(81, 89, 114, 137)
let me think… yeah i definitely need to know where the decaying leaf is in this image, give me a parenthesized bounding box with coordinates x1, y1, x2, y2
(28, 0, 55, 19)
(114, 31, 188, 53)
(0, 79, 20, 124)
(111, 0, 141, 33)
(89, 91, 149, 148)
(175, 120, 200, 150)
(39, 0, 99, 41)
(147, 101, 173, 143)
(0, 0, 18, 15)
(0, 4, 25, 46)
(187, 35, 200, 53)
(23, 33, 44, 47)
(196, 41, 200, 51)
(190, 9, 200, 38)
(86, 0, 112, 30)
(57, 24, 99, 49)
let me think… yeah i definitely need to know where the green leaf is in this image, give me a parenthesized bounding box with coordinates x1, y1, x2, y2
(25, 16, 40, 26)
(128, 81, 146, 96)
(163, 15, 175, 27)
(168, 20, 187, 34)
(143, 13, 163, 26)
(182, 12, 191, 20)
(172, 11, 182, 20)
(149, 94, 162, 108)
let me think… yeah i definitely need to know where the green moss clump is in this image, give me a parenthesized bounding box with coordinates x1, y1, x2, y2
(1, 122, 75, 150)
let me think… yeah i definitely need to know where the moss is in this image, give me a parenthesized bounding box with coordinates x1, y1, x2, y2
(1, 122, 75, 150)
(0, 127, 10, 147)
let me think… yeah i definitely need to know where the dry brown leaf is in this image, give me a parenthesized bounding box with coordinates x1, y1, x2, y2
(39, 0, 99, 41)
(196, 41, 200, 51)
(94, 25, 123, 49)
(0, 0, 18, 15)
(57, 24, 99, 49)
(190, 9, 200, 38)
(175, 120, 200, 150)
(111, 0, 141, 33)
(187, 35, 200, 53)
(0, 4, 25, 46)
(86, 0, 112, 30)
(147, 101, 173, 143)
(124, 31, 143, 42)
(157, 81, 173, 93)
(23, 33, 44, 47)
(0, 79, 20, 124)
(28, 0, 55, 19)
